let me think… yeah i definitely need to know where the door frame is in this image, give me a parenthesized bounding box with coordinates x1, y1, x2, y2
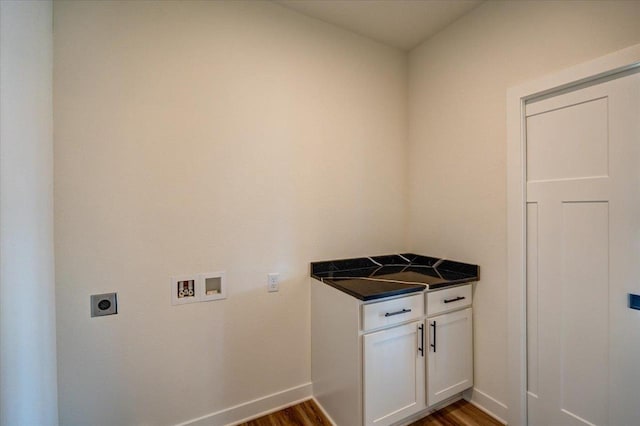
(506, 43, 640, 426)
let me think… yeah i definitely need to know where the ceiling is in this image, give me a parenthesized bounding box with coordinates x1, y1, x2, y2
(275, 0, 483, 51)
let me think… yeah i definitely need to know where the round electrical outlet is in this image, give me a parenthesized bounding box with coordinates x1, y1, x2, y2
(90, 293, 118, 317)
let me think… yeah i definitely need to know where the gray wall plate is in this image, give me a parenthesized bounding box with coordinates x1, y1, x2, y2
(90, 293, 118, 317)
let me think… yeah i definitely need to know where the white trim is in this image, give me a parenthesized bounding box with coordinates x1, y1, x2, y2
(506, 42, 640, 426)
(174, 382, 312, 426)
(311, 397, 338, 426)
(463, 388, 508, 425)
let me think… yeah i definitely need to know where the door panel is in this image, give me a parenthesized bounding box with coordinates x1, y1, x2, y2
(427, 308, 473, 407)
(527, 97, 608, 181)
(560, 201, 609, 425)
(525, 72, 640, 425)
(363, 320, 426, 426)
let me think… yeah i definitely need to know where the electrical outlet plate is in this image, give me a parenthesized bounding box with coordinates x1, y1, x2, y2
(268, 273, 279, 292)
(91, 292, 118, 317)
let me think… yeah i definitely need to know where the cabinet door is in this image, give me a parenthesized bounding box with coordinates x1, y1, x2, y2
(364, 320, 426, 426)
(427, 308, 473, 406)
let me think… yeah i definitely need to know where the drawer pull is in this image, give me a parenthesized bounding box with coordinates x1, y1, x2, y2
(384, 308, 412, 317)
(443, 296, 466, 304)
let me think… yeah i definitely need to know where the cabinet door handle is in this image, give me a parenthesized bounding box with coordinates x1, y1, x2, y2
(443, 296, 465, 304)
(418, 324, 424, 357)
(384, 308, 411, 317)
(430, 321, 437, 353)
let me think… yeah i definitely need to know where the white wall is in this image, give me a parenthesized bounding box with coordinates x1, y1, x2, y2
(0, 1, 58, 425)
(55, 1, 640, 424)
(407, 0, 640, 418)
(53, 1, 407, 425)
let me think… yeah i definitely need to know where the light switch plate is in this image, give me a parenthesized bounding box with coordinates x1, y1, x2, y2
(91, 292, 118, 317)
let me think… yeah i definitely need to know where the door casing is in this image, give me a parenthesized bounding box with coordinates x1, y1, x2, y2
(506, 43, 640, 426)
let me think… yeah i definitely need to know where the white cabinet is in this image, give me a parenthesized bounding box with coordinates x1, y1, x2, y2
(363, 320, 426, 425)
(311, 279, 475, 426)
(311, 280, 426, 426)
(427, 307, 473, 406)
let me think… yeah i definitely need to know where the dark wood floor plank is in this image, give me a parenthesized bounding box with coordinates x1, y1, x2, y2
(408, 400, 503, 426)
(238, 399, 331, 426)
(238, 398, 501, 426)
(297, 399, 332, 425)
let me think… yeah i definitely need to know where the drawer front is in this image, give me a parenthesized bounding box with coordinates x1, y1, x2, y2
(362, 294, 424, 331)
(427, 284, 472, 317)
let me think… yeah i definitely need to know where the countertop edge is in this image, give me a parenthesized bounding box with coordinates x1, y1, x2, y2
(318, 278, 427, 301)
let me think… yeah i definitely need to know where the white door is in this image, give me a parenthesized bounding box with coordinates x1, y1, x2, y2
(363, 320, 426, 426)
(525, 71, 640, 426)
(427, 307, 473, 407)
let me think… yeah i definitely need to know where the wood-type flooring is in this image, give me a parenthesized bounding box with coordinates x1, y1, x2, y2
(237, 398, 503, 426)
(407, 400, 503, 426)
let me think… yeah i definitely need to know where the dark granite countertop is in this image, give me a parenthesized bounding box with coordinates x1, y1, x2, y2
(311, 253, 479, 301)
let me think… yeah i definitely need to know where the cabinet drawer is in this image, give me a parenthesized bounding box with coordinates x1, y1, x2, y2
(427, 284, 472, 317)
(362, 294, 423, 331)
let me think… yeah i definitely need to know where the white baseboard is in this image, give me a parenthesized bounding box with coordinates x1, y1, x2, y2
(311, 397, 337, 426)
(463, 387, 508, 424)
(174, 384, 506, 426)
(175, 382, 312, 426)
